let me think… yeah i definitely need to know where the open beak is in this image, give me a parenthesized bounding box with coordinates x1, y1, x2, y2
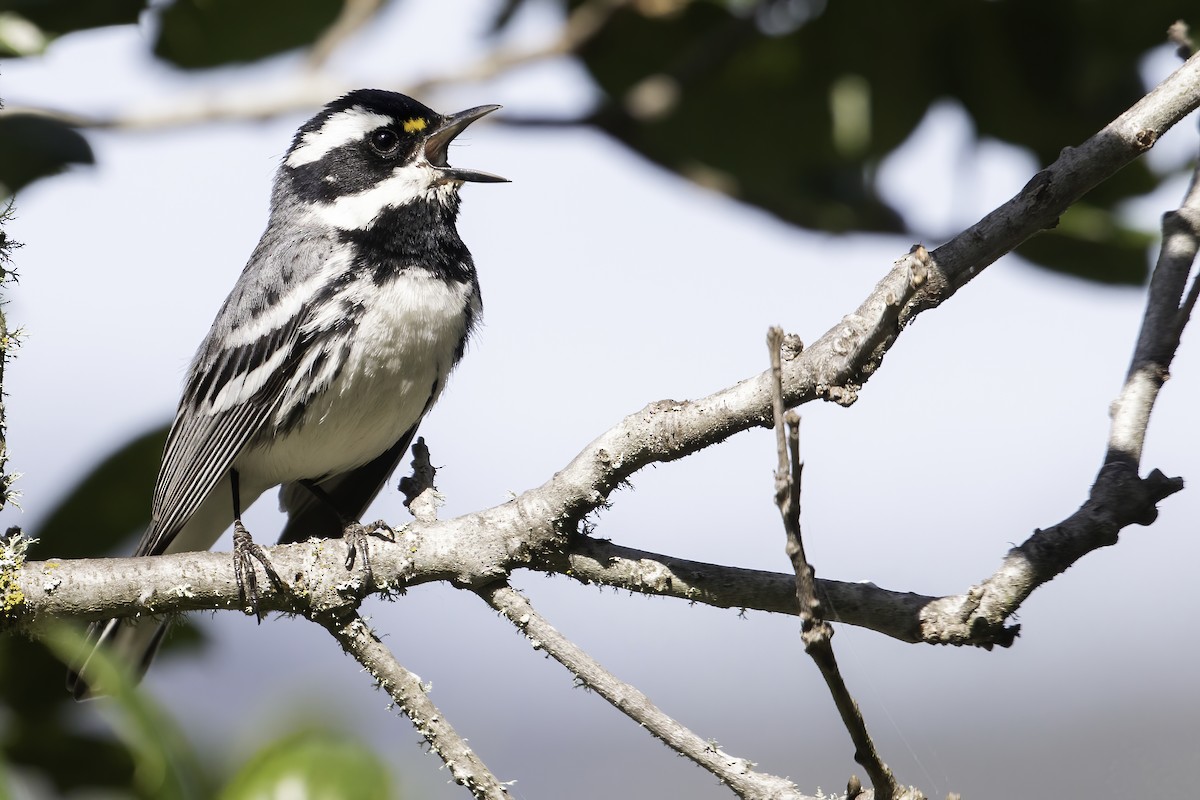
(424, 104, 508, 184)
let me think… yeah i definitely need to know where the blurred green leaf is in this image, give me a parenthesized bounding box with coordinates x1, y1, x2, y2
(0, 0, 144, 56)
(572, 0, 1187, 282)
(40, 624, 211, 800)
(153, 0, 343, 69)
(0, 114, 93, 197)
(220, 729, 394, 800)
(31, 424, 166, 559)
(0, 425, 212, 797)
(580, 1, 907, 233)
(30, 423, 206, 656)
(0, 632, 138, 793)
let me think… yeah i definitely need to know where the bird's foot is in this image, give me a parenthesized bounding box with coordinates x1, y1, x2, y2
(341, 519, 396, 588)
(233, 521, 285, 621)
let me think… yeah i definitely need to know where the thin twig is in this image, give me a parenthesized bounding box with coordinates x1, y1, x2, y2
(398, 437, 441, 523)
(1168, 20, 1194, 60)
(768, 327, 904, 800)
(320, 610, 511, 800)
(478, 581, 813, 800)
(1107, 196, 1200, 465)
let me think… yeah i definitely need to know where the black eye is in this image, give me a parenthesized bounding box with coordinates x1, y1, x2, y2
(368, 128, 400, 156)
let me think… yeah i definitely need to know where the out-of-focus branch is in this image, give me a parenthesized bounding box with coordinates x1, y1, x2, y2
(320, 609, 511, 800)
(306, 0, 386, 70)
(1168, 19, 1194, 59)
(478, 581, 815, 800)
(409, 0, 632, 96)
(0, 0, 632, 131)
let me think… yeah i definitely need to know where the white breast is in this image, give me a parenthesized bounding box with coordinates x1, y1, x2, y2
(237, 270, 476, 486)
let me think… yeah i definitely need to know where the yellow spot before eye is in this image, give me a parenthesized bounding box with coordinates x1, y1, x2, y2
(403, 117, 427, 133)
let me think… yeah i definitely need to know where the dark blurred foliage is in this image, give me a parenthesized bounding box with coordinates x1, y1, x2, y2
(0, 114, 93, 195)
(0, 425, 203, 796)
(555, 0, 1183, 283)
(0, 0, 143, 41)
(153, 0, 342, 68)
(218, 729, 395, 800)
(1, 423, 387, 796)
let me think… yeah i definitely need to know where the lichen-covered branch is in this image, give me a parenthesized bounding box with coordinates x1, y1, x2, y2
(319, 609, 511, 799)
(0, 201, 20, 511)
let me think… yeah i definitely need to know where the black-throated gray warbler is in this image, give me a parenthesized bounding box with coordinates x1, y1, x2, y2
(69, 90, 505, 699)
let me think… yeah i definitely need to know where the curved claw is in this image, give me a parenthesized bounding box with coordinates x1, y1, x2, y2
(233, 522, 285, 622)
(341, 520, 397, 589)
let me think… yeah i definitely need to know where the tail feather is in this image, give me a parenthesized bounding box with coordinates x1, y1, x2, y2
(67, 617, 170, 701)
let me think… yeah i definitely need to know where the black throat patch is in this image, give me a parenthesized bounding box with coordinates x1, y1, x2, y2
(337, 194, 477, 286)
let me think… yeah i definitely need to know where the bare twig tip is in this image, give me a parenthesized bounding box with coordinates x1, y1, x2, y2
(1168, 20, 1194, 59)
(908, 244, 931, 288)
(782, 332, 805, 359)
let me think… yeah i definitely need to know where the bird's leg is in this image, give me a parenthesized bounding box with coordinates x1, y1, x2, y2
(298, 479, 395, 589)
(230, 468, 283, 621)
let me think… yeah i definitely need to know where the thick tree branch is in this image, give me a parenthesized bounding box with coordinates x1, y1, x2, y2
(478, 581, 813, 800)
(2, 528, 944, 640)
(319, 608, 511, 799)
(913, 50, 1200, 313)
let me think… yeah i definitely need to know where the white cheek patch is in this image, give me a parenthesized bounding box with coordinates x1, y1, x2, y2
(307, 165, 436, 230)
(286, 107, 392, 168)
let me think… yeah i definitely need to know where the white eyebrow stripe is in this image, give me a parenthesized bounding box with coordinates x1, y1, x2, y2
(285, 107, 393, 167)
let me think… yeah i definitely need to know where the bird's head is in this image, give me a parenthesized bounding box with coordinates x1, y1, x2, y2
(282, 90, 506, 231)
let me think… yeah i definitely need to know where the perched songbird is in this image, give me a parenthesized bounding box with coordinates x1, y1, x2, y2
(69, 90, 505, 698)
